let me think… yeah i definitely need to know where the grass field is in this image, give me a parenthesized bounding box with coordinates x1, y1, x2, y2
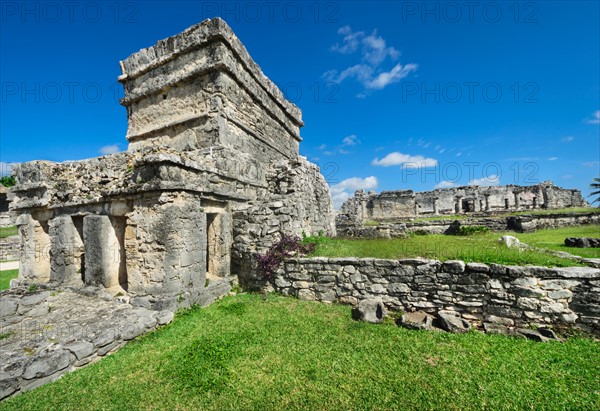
(0, 293, 598, 411)
(518, 225, 600, 259)
(0, 269, 18, 290)
(510, 207, 600, 216)
(0, 226, 17, 238)
(307, 225, 599, 266)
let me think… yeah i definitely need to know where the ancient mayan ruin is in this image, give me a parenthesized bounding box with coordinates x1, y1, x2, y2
(8, 18, 336, 311)
(337, 182, 589, 226)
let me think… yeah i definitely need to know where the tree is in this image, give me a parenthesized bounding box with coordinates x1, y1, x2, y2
(590, 177, 600, 204)
(0, 175, 15, 188)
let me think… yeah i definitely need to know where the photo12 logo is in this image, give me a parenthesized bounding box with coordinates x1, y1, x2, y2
(400, 1, 540, 24)
(400, 161, 540, 185)
(275, 81, 340, 105)
(199, 1, 340, 24)
(401, 82, 540, 104)
(1, 1, 140, 24)
(1, 82, 125, 104)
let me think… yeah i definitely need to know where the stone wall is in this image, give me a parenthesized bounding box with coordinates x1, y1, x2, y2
(337, 212, 600, 238)
(338, 182, 590, 226)
(272, 257, 600, 335)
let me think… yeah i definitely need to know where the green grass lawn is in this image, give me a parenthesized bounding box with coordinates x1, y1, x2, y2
(510, 207, 600, 216)
(0, 226, 17, 238)
(0, 269, 18, 290)
(380, 207, 599, 223)
(1, 294, 598, 411)
(308, 227, 598, 266)
(516, 225, 600, 259)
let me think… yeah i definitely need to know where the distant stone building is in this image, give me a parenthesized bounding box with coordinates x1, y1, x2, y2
(0, 185, 13, 227)
(9, 18, 335, 310)
(337, 182, 589, 226)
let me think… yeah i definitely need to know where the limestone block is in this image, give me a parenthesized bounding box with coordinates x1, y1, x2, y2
(352, 298, 386, 323)
(436, 312, 471, 333)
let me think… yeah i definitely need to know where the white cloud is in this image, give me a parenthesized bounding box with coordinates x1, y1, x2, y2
(548, 157, 558, 161)
(361, 30, 400, 66)
(342, 134, 359, 146)
(560, 136, 574, 143)
(435, 180, 458, 189)
(469, 174, 500, 186)
(331, 26, 400, 66)
(100, 144, 120, 155)
(364, 63, 418, 90)
(318, 134, 360, 156)
(585, 110, 600, 124)
(326, 26, 417, 93)
(330, 176, 378, 209)
(372, 152, 438, 168)
(331, 191, 351, 210)
(583, 161, 600, 168)
(331, 25, 363, 54)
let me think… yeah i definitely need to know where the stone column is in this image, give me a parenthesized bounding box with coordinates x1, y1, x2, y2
(49, 215, 84, 286)
(433, 197, 439, 215)
(485, 194, 490, 212)
(455, 197, 462, 214)
(513, 191, 520, 210)
(15, 212, 52, 283)
(83, 215, 124, 289)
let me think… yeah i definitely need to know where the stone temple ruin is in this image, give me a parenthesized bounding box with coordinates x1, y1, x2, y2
(9, 18, 336, 311)
(338, 182, 589, 226)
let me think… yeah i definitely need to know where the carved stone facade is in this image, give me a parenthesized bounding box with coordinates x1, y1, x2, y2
(337, 182, 589, 226)
(9, 18, 335, 310)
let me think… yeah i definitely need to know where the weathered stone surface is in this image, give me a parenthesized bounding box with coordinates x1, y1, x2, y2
(565, 237, 600, 248)
(442, 260, 466, 274)
(0, 298, 19, 318)
(516, 328, 561, 342)
(64, 341, 95, 361)
(398, 311, 433, 330)
(352, 298, 386, 323)
(23, 350, 70, 380)
(436, 312, 471, 333)
(0, 287, 175, 400)
(499, 235, 523, 249)
(156, 310, 174, 325)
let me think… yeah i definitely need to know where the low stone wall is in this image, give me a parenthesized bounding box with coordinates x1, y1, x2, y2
(0, 235, 19, 261)
(273, 258, 600, 335)
(337, 212, 600, 238)
(0, 212, 14, 228)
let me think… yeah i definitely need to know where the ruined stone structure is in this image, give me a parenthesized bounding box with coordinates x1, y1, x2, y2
(337, 182, 589, 226)
(0, 186, 13, 227)
(8, 18, 335, 310)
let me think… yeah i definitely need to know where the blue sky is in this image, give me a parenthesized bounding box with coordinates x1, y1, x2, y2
(1, 1, 599, 208)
